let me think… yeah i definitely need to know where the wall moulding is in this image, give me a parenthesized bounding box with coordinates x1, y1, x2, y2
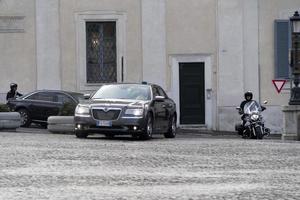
(0, 15, 25, 33)
(75, 11, 127, 91)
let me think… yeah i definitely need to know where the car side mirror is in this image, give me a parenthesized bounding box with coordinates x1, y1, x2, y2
(155, 96, 165, 101)
(83, 94, 91, 99)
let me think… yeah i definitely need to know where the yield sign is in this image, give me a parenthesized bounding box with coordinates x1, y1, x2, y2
(272, 79, 287, 93)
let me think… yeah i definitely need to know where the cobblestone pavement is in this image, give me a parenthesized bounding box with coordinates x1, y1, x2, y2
(0, 129, 299, 200)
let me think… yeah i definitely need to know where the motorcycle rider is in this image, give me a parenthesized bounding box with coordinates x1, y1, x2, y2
(240, 91, 254, 114)
(240, 91, 266, 113)
(6, 83, 22, 101)
(237, 91, 266, 136)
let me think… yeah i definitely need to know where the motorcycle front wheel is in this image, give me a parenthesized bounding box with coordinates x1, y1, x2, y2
(254, 126, 263, 139)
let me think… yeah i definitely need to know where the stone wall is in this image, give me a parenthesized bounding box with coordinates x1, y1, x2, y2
(0, 0, 36, 95)
(217, 0, 260, 131)
(0, 93, 6, 104)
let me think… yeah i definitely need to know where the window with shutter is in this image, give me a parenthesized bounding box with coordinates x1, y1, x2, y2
(274, 20, 290, 78)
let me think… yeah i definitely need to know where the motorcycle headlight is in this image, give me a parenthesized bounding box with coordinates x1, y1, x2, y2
(75, 105, 90, 116)
(125, 108, 144, 116)
(251, 114, 259, 121)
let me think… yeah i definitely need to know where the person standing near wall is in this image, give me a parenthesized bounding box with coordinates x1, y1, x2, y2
(6, 83, 22, 101)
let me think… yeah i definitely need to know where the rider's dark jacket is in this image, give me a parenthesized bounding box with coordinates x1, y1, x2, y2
(6, 90, 22, 101)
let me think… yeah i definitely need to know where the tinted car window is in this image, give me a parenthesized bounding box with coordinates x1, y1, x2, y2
(26, 92, 55, 102)
(56, 93, 74, 104)
(157, 86, 167, 98)
(152, 86, 160, 97)
(70, 93, 84, 102)
(93, 84, 151, 100)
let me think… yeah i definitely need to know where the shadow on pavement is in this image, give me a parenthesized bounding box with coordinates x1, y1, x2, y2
(13, 126, 282, 140)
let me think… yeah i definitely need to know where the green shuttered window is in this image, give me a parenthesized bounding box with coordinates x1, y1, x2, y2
(274, 20, 290, 78)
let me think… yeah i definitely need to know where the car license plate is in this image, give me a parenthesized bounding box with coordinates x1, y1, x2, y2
(96, 120, 112, 127)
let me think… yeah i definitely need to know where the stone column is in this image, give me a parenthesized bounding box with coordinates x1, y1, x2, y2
(141, 0, 167, 88)
(243, 0, 259, 99)
(35, 0, 61, 90)
(217, 0, 259, 131)
(218, 0, 259, 106)
(282, 105, 300, 140)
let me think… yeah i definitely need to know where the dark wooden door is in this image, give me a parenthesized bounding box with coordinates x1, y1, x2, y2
(179, 62, 205, 124)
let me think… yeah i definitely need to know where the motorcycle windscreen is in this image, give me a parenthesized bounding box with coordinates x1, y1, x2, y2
(243, 100, 262, 115)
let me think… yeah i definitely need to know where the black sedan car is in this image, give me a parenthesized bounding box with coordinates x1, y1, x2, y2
(7, 90, 84, 127)
(74, 83, 177, 140)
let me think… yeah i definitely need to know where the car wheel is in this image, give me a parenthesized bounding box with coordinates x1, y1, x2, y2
(140, 114, 153, 140)
(75, 130, 88, 138)
(17, 109, 31, 127)
(164, 115, 177, 138)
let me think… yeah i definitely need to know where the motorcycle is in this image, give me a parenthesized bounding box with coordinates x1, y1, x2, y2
(235, 100, 270, 139)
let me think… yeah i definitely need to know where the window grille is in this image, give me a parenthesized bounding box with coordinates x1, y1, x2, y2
(86, 22, 117, 83)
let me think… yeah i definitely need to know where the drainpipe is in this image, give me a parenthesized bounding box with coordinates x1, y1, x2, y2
(257, 1, 262, 103)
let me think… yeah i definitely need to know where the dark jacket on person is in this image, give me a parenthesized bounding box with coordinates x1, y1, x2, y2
(6, 90, 22, 100)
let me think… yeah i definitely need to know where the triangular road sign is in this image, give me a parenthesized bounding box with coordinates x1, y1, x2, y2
(272, 79, 286, 93)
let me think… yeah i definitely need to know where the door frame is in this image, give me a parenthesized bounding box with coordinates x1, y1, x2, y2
(169, 54, 213, 129)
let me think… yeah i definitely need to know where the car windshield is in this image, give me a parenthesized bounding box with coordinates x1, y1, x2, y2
(92, 84, 151, 100)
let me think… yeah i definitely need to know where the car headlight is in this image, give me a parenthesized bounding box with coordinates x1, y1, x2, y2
(251, 114, 259, 121)
(75, 105, 90, 115)
(125, 108, 144, 116)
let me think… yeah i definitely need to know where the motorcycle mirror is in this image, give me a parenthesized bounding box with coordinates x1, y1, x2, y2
(263, 100, 268, 104)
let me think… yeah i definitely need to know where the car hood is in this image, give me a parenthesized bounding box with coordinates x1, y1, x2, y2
(80, 99, 150, 108)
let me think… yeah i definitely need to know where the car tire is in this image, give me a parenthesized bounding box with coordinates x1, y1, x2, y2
(17, 109, 31, 127)
(140, 113, 153, 140)
(75, 130, 88, 138)
(164, 115, 177, 138)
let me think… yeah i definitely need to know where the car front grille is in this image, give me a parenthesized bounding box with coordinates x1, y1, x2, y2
(92, 108, 121, 120)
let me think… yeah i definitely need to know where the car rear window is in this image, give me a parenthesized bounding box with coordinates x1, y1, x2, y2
(57, 94, 75, 104)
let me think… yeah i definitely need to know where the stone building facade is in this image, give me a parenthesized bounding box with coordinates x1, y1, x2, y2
(1, 0, 300, 133)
